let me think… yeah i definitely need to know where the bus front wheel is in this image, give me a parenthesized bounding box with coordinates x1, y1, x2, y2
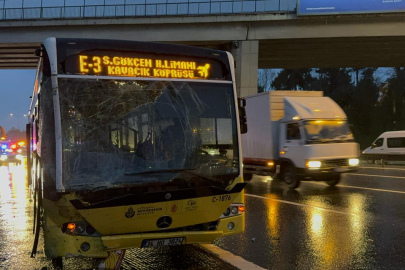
(52, 257, 63, 269)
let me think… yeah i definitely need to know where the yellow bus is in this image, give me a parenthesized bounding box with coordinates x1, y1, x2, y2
(27, 38, 247, 269)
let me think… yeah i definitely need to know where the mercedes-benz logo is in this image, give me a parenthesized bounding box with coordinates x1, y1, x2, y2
(156, 216, 172, 229)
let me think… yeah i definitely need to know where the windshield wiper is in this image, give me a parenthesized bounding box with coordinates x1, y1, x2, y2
(307, 138, 327, 143)
(125, 168, 220, 183)
(125, 169, 195, 176)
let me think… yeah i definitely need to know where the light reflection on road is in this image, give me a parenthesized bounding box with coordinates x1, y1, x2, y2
(265, 193, 280, 245)
(0, 163, 43, 269)
(235, 176, 375, 270)
(304, 190, 371, 269)
(0, 163, 29, 236)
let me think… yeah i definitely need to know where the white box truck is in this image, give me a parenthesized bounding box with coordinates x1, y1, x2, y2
(242, 91, 359, 189)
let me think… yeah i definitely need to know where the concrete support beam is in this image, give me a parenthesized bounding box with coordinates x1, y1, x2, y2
(231, 40, 258, 97)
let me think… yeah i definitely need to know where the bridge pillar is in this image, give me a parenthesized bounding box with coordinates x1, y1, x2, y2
(231, 40, 259, 97)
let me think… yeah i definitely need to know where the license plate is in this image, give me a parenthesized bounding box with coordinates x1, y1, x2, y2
(142, 237, 184, 248)
(334, 167, 348, 172)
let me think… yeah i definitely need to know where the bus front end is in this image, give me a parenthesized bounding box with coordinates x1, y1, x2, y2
(32, 38, 246, 260)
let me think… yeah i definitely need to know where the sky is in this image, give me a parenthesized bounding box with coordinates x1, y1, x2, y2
(0, 70, 36, 132)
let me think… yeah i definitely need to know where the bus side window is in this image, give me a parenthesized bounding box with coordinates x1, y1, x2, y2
(32, 107, 39, 152)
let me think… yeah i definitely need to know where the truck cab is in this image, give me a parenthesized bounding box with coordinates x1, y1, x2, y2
(242, 91, 359, 189)
(278, 97, 359, 188)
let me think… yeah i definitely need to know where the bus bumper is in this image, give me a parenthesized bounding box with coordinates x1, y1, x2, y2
(44, 214, 244, 258)
(102, 214, 244, 250)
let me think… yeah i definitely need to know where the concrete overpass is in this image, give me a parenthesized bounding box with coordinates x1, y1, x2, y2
(2, 1, 405, 96)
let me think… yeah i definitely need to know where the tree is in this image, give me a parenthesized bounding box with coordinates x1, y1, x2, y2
(6, 127, 26, 142)
(348, 68, 380, 147)
(271, 68, 315, 90)
(382, 68, 405, 131)
(258, 69, 276, 93)
(314, 68, 354, 110)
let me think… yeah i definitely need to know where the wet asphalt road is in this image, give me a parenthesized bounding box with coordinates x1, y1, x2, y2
(216, 163, 405, 270)
(2, 162, 405, 269)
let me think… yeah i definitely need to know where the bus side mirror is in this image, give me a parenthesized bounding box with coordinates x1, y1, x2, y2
(238, 98, 248, 134)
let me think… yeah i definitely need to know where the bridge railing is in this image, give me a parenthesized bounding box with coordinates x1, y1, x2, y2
(0, 0, 296, 20)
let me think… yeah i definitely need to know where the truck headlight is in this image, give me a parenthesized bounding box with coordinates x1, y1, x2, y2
(307, 161, 321, 168)
(349, 158, 359, 166)
(0, 155, 7, 161)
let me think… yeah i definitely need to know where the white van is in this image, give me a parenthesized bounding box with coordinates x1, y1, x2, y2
(363, 131, 405, 155)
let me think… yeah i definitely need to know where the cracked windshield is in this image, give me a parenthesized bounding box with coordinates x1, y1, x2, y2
(58, 79, 239, 190)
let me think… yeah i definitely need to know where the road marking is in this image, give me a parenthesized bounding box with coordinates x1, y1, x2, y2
(361, 166, 405, 171)
(245, 194, 353, 216)
(347, 173, 405, 179)
(200, 244, 267, 270)
(309, 182, 405, 195)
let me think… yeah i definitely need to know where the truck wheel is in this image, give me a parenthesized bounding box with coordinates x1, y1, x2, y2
(326, 175, 341, 186)
(243, 173, 253, 181)
(283, 164, 300, 190)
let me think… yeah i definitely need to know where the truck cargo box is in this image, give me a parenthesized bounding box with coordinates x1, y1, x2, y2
(242, 91, 323, 161)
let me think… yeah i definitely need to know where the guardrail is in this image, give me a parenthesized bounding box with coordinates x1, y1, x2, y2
(0, 1, 296, 20)
(361, 154, 405, 167)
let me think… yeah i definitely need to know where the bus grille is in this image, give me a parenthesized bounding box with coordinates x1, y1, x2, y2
(322, 159, 348, 168)
(146, 221, 219, 234)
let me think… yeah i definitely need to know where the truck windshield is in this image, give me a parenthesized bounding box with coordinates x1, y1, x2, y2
(58, 78, 239, 191)
(303, 120, 354, 143)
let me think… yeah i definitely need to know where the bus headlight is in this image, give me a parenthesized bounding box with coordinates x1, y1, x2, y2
(349, 158, 359, 166)
(75, 223, 86, 234)
(230, 206, 238, 215)
(307, 161, 321, 168)
(220, 204, 245, 218)
(63, 222, 98, 236)
(1, 155, 7, 161)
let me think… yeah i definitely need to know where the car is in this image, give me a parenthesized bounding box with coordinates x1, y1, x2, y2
(0, 141, 25, 165)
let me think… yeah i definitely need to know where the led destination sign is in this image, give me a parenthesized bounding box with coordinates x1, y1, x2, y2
(76, 55, 212, 79)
